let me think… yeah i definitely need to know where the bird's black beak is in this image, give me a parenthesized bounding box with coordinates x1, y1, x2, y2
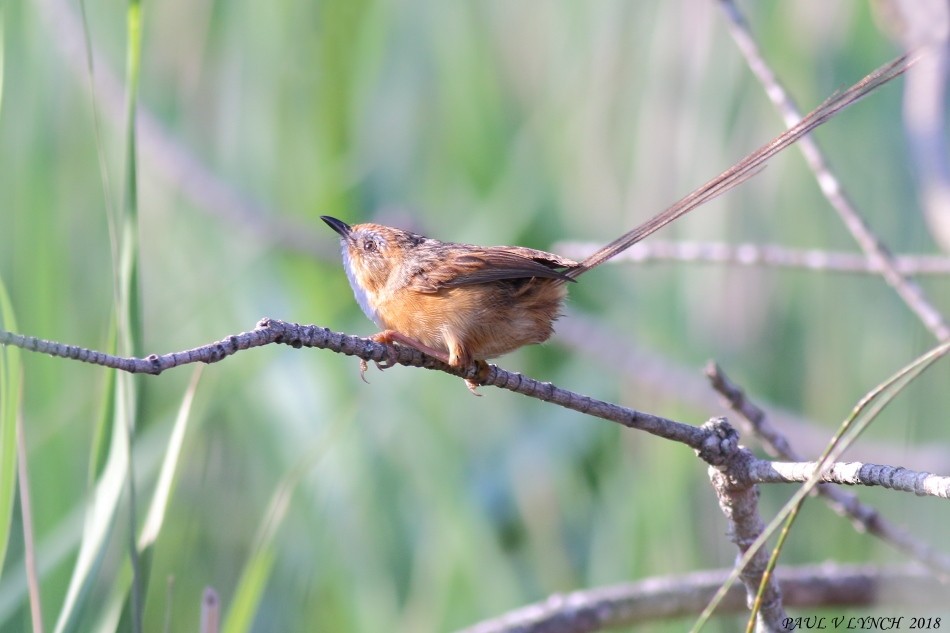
(320, 215, 352, 238)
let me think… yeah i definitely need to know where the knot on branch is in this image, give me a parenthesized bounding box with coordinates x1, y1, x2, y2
(696, 417, 740, 467)
(146, 354, 162, 374)
(257, 317, 299, 347)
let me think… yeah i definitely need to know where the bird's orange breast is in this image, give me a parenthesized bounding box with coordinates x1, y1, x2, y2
(373, 279, 568, 367)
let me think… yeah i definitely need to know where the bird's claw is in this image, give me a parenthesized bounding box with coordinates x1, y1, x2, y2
(463, 360, 490, 396)
(359, 341, 400, 382)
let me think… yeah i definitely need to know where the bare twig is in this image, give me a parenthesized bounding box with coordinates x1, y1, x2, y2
(719, 0, 950, 341)
(709, 467, 787, 631)
(0, 321, 708, 450)
(2, 323, 948, 499)
(708, 362, 950, 579)
(706, 362, 823, 463)
(555, 313, 950, 472)
(706, 430, 786, 630)
(727, 457, 950, 496)
(555, 240, 950, 275)
(456, 563, 945, 633)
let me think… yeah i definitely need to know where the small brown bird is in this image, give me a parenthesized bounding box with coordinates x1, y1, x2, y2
(322, 214, 579, 372)
(323, 57, 909, 390)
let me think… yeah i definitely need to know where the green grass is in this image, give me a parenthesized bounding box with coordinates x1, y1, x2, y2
(0, 1, 947, 631)
(0, 278, 21, 585)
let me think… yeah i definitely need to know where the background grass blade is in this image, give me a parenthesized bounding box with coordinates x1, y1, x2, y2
(95, 368, 203, 632)
(54, 0, 145, 628)
(0, 277, 21, 579)
(52, 379, 130, 633)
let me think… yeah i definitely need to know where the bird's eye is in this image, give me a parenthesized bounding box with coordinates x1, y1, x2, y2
(362, 238, 377, 252)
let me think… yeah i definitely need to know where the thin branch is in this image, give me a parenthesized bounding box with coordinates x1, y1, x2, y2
(555, 313, 950, 473)
(699, 418, 950, 629)
(719, 0, 950, 342)
(555, 240, 950, 275)
(706, 362, 830, 463)
(708, 362, 950, 579)
(705, 423, 786, 630)
(749, 460, 950, 496)
(0, 321, 709, 449)
(456, 563, 946, 633)
(2, 322, 949, 499)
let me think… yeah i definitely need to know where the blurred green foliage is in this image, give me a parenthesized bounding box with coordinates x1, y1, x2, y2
(0, 0, 948, 631)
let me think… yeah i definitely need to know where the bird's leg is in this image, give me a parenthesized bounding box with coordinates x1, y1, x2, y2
(444, 338, 488, 396)
(358, 330, 452, 380)
(361, 330, 486, 396)
(462, 360, 491, 395)
(372, 330, 451, 364)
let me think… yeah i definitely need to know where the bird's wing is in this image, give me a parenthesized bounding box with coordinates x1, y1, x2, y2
(407, 245, 579, 293)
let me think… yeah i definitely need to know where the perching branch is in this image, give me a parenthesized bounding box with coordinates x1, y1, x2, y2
(0, 320, 709, 449)
(2, 321, 949, 498)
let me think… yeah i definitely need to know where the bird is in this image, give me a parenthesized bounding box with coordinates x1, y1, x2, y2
(322, 56, 910, 391)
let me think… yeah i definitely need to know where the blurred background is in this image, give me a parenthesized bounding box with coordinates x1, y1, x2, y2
(1, 0, 948, 630)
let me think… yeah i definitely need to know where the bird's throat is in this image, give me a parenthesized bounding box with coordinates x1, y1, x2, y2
(341, 250, 382, 327)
